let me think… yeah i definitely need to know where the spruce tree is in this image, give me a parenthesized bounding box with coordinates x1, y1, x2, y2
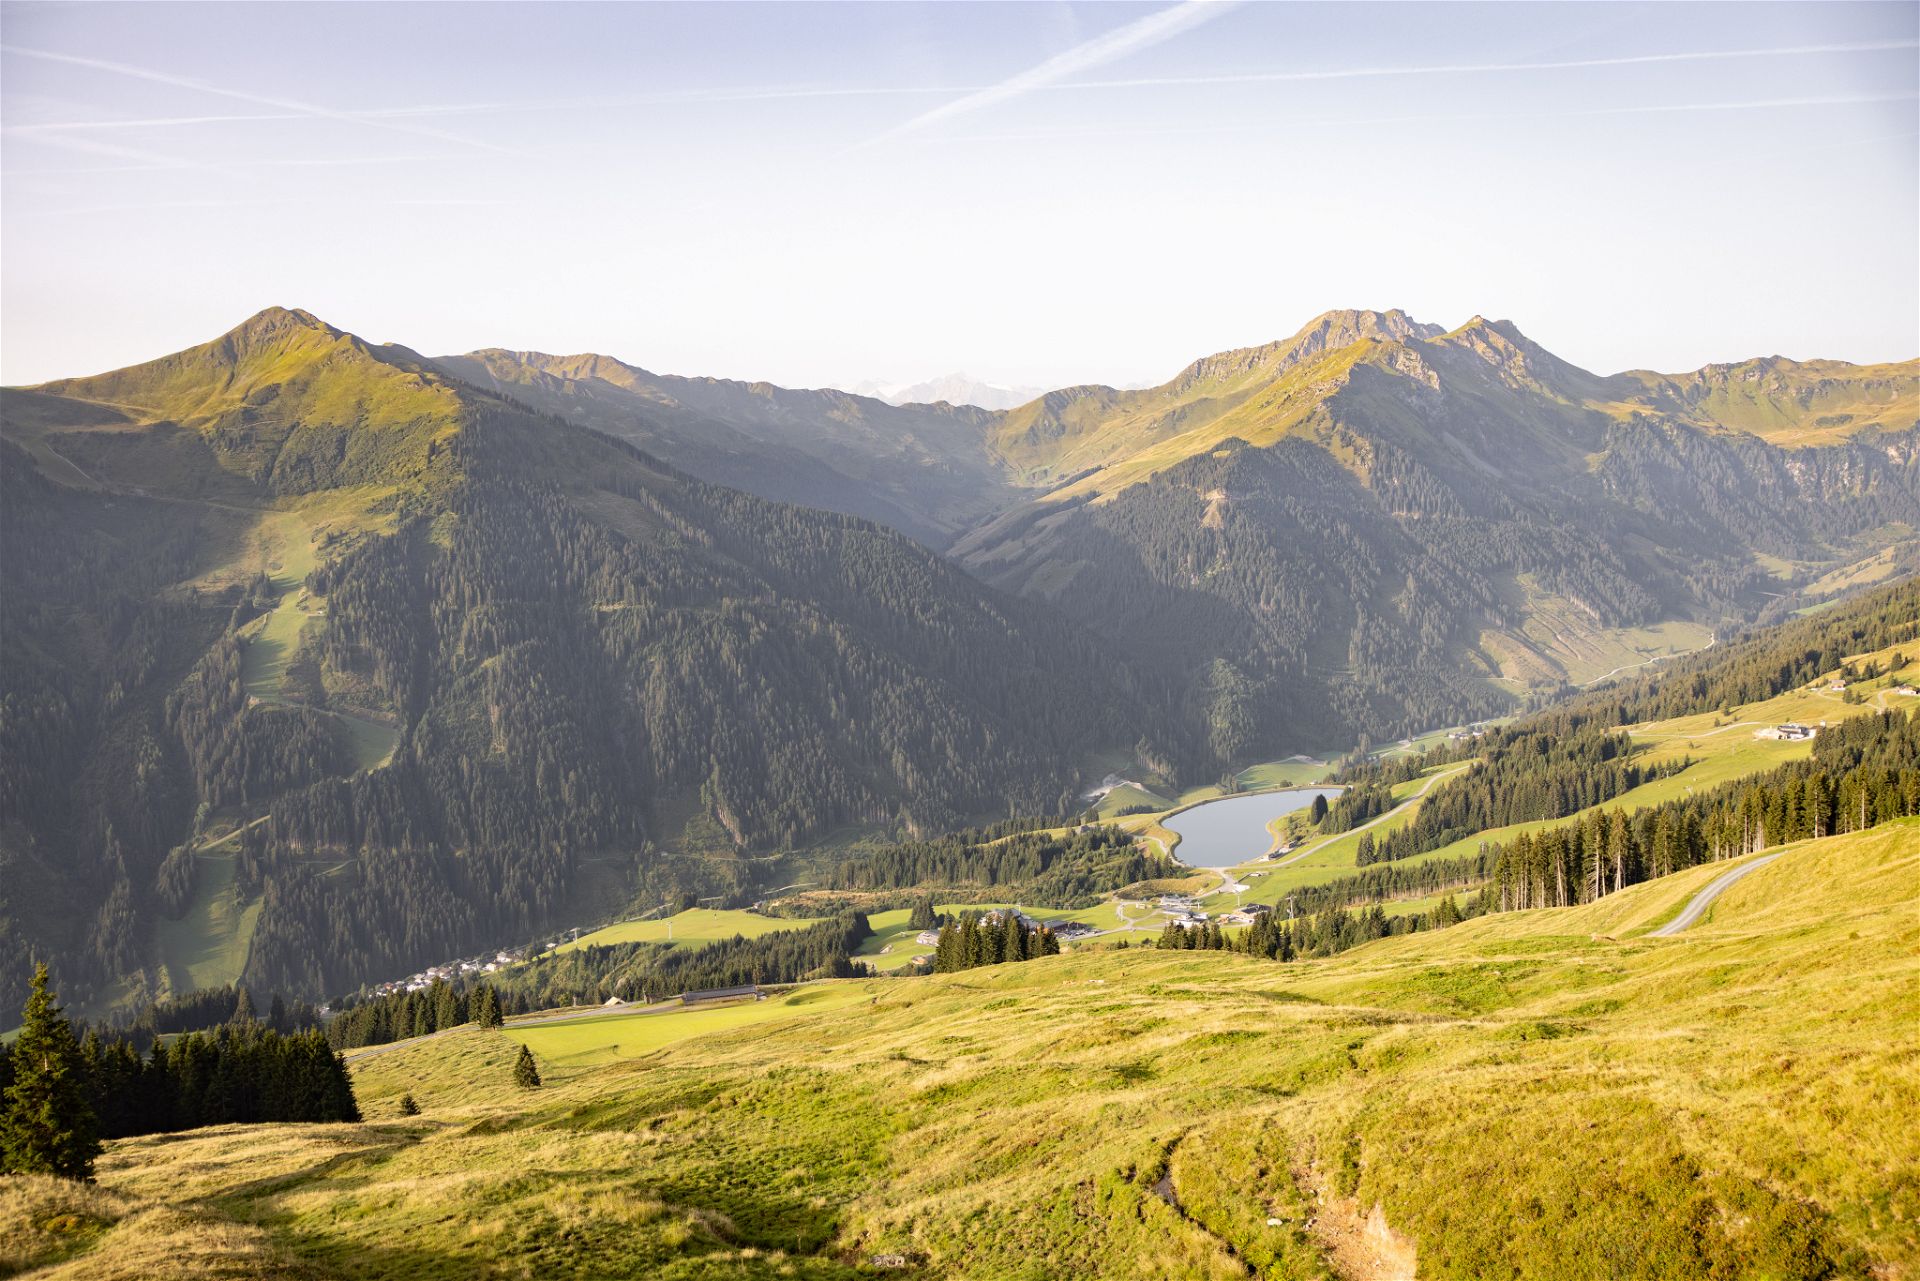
(398, 1092, 421, 1116)
(473, 984, 502, 1029)
(1, 965, 102, 1180)
(513, 1045, 541, 1089)
(230, 986, 256, 1025)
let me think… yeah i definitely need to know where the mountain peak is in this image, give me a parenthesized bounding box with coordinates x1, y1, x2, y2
(227, 305, 332, 344)
(1293, 308, 1440, 345)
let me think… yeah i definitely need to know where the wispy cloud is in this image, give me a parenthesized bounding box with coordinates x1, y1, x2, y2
(1057, 37, 1920, 91)
(5, 34, 1909, 145)
(8, 129, 217, 172)
(14, 195, 514, 216)
(915, 91, 1920, 147)
(861, 0, 1241, 147)
(0, 45, 516, 154)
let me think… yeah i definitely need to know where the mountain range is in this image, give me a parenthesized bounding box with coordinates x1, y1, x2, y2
(847, 372, 1048, 412)
(1, 304, 1913, 1009)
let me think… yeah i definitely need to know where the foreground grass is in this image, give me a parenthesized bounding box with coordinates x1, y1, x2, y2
(15, 821, 1916, 1279)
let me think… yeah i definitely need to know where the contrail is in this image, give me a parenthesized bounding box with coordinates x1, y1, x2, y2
(862, 0, 1241, 147)
(916, 91, 1920, 147)
(6, 35, 1908, 139)
(0, 45, 516, 154)
(1057, 37, 1920, 91)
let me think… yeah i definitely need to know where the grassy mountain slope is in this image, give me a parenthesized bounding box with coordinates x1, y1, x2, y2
(434, 348, 1012, 544)
(955, 311, 1918, 758)
(13, 818, 1913, 1279)
(1615, 355, 1917, 444)
(0, 310, 1177, 1010)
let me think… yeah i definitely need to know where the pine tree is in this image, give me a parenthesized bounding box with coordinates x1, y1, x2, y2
(398, 1092, 421, 1116)
(513, 1045, 541, 1089)
(1, 966, 102, 1180)
(472, 984, 502, 1029)
(230, 986, 256, 1026)
(909, 897, 936, 931)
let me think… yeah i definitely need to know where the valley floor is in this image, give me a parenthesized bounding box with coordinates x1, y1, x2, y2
(8, 821, 1916, 1280)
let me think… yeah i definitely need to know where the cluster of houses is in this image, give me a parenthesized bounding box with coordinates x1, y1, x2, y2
(367, 948, 526, 999)
(1446, 724, 1490, 742)
(366, 924, 600, 999)
(1153, 892, 1274, 930)
(1755, 722, 1822, 742)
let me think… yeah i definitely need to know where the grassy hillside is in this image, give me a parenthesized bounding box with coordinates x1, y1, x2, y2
(13, 818, 1913, 1279)
(956, 310, 1917, 761)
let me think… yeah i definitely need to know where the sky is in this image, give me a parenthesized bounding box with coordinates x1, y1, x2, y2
(2, 1, 1916, 391)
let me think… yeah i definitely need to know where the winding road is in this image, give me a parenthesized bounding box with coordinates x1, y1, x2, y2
(1648, 850, 1786, 937)
(1265, 762, 1474, 872)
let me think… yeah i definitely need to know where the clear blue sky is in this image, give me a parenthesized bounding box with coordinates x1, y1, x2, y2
(3, 1, 1915, 390)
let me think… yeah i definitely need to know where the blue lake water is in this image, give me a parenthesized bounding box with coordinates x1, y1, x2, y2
(1162, 788, 1343, 868)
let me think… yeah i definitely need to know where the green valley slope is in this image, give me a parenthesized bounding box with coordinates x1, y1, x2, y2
(10, 819, 1914, 1280)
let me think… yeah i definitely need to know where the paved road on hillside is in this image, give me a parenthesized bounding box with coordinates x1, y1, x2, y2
(1265, 762, 1474, 872)
(1648, 851, 1787, 937)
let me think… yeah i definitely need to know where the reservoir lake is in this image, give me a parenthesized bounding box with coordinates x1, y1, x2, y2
(1163, 787, 1343, 868)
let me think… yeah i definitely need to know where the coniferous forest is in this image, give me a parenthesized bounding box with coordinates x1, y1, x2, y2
(0, 967, 358, 1181)
(931, 911, 1062, 972)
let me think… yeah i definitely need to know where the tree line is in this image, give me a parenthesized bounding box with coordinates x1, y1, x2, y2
(1333, 715, 1693, 864)
(95, 983, 325, 1052)
(931, 911, 1061, 973)
(827, 824, 1173, 908)
(326, 980, 503, 1051)
(1156, 890, 1487, 961)
(1486, 707, 1918, 910)
(325, 913, 876, 1044)
(1, 965, 359, 1182)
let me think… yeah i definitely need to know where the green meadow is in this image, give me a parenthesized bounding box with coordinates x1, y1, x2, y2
(554, 907, 827, 956)
(16, 819, 1913, 1280)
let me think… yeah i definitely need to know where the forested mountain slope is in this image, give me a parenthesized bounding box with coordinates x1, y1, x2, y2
(430, 312, 1914, 764)
(954, 310, 1919, 758)
(432, 348, 1011, 544)
(0, 309, 1177, 1009)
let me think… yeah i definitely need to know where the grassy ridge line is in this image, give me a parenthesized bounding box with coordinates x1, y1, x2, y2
(27, 819, 1913, 1279)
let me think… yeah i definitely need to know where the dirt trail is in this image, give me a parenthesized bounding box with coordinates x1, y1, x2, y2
(1296, 1163, 1418, 1281)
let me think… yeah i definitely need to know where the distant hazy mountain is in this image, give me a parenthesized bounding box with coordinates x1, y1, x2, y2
(436, 350, 1011, 544)
(849, 373, 1047, 412)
